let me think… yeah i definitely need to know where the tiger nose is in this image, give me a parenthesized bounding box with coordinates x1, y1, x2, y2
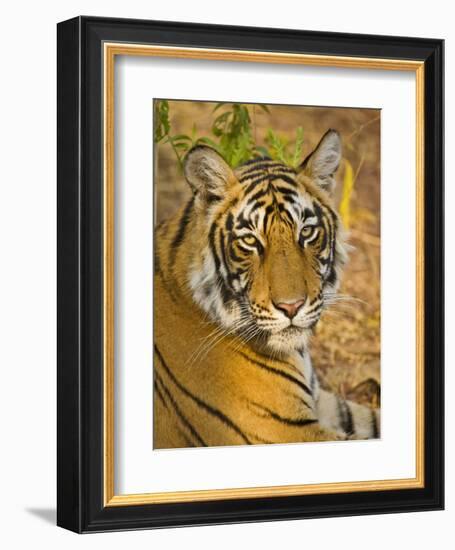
(274, 299, 306, 319)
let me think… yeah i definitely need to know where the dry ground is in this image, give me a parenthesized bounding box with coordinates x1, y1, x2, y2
(155, 100, 381, 408)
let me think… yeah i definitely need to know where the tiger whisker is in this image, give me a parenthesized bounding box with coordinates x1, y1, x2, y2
(186, 316, 252, 366)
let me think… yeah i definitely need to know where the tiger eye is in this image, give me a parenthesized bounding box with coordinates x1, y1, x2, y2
(241, 235, 258, 246)
(300, 226, 315, 239)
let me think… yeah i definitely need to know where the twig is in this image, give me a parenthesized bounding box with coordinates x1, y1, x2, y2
(347, 115, 381, 142)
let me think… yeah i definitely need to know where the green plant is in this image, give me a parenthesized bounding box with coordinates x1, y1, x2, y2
(209, 103, 267, 167)
(154, 100, 198, 170)
(155, 100, 303, 170)
(265, 126, 304, 168)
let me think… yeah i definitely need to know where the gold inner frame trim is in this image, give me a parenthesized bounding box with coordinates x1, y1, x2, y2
(103, 43, 425, 507)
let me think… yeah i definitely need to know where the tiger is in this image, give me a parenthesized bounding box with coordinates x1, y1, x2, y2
(154, 129, 380, 449)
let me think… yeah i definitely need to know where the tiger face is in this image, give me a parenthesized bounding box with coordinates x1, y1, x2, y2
(183, 130, 347, 355)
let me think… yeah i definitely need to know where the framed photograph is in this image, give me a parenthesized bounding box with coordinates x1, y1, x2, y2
(57, 16, 444, 533)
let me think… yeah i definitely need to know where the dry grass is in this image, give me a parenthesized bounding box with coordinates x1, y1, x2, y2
(155, 100, 381, 408)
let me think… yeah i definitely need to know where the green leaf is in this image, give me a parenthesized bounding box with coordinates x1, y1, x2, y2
(196, 137, 220, 150)
(173, 142, 190, 151)
(291, 127, 304, 168)
(266, 129, 289, 164)
(212, 111, 231, 137)
(154, 99, 171, 143)
(254, 145, 270, 157)
(213, 102, 227, 112)
(171, 134, 192, 142)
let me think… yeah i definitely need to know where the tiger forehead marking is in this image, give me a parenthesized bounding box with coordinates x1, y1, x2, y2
(180, 132, 347, 356)
(233, 159, 328, 237)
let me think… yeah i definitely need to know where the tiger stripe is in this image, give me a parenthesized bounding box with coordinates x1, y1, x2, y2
(237, 350, 313, 400)
(155, 345, 252, 444)
(155, 372, 207, 447)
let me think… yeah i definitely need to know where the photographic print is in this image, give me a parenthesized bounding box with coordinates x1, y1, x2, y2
(153, 99, 381, 449)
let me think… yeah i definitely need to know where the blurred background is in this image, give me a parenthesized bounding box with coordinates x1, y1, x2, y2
(155, 100, 380, 408)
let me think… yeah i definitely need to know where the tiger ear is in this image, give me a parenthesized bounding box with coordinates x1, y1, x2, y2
(299, 129, 342, 193)
(183, 145, 235, 203)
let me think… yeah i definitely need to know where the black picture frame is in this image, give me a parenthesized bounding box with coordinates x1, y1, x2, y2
(57, 16, 444, 533)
